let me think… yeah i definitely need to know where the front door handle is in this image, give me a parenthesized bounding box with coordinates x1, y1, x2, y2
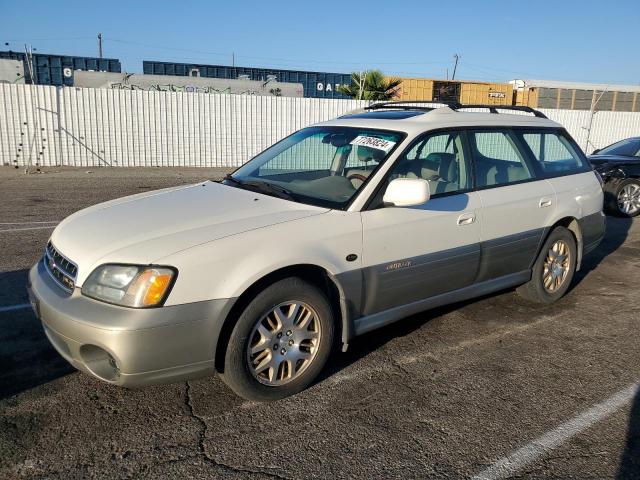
(457, 213, 476, 226)
(539, 197, 553, 208)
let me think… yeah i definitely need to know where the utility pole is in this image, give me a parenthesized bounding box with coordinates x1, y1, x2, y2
(451, 54, 460, 80)
(232, 52, 235, 68)
(98, 33, 103, 58)
(584, 86, 609, 153)
(22, 44, 39, 174)
(23, 44, 35, 83)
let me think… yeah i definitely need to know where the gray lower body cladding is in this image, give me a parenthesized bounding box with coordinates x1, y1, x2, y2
(27, 260, 235, 387)
(342, 217, 604, 337)
(341, 228, 544, 321)
(579, 211, 606, 254)
(361, 243, 481, 316)
(476, 229, 543, 282)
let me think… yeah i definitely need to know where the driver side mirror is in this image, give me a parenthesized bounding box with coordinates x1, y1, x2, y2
(383, 178, 430, 207)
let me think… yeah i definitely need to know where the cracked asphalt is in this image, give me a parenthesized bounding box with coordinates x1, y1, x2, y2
(0, 166, 639, 479)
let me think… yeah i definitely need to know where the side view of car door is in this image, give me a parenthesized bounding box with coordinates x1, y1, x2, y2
(356, 130, 482, 334)
(468, 129, 557, 282)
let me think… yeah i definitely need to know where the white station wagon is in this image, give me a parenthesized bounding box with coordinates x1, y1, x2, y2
(28, 102, 605, 401)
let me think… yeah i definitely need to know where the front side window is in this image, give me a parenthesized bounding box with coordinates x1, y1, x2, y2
(598, 138, 640, 157)
(470, 130, 534, 188)
(385, 131, 471, 195)
(519, 130, 588, 175)
(230, 127, 404, 209)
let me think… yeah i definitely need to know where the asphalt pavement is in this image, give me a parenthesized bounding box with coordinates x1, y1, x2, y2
(0, 166, 638, 479)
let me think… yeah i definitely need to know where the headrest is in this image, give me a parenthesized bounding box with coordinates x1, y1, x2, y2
(425, 152, 458, 182)
(357, 145, 385, 163)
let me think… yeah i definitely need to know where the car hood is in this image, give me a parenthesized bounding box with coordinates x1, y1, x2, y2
(50, 181, 328, 283)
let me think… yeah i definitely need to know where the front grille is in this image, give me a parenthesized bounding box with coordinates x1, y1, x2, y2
(44, 241, 78, 293)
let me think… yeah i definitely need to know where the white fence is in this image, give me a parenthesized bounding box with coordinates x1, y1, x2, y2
(1, 84, 640, 168)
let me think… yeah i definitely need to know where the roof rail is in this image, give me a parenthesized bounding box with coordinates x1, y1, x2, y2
(452, 104, 548, 118)
(365, 101, 547, 118)
(365, 100, 462, 111)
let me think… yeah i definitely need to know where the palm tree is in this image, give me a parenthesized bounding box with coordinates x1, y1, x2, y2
(337, 70, 402, 100)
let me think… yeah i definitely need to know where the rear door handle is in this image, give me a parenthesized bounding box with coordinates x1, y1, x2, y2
(457, 213, 476, 226)
(539, 197, 553, 208)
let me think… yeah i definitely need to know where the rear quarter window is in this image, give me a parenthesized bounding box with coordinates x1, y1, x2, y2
(518, 130, 589, 176)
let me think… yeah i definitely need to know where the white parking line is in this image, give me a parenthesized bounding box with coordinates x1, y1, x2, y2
(472, 382, 640, 480)
(0, 221, 59, 225)
(0, 225, 57, 233)
(0, 303, 32, 313)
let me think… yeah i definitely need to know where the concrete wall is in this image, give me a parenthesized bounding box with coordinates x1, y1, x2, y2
(1, 84, 639, 168)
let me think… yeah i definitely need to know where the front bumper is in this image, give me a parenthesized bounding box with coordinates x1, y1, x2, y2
(27, 260, 234, 387)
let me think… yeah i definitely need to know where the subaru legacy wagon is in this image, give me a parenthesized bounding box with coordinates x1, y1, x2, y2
(28, 102, 605, 401)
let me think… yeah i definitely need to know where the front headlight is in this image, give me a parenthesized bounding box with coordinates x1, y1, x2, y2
(81, 264, 176, 308)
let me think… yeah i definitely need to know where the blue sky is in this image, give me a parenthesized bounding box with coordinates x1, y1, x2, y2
(1, 0, 639, 84)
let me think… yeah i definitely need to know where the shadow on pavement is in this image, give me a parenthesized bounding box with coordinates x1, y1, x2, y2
(0, 269, 74, 400)
(574, 216, 633, 283)
(618, 387, 640, 479)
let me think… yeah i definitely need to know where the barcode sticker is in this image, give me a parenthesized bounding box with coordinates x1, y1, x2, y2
(350, 136, 396, 152)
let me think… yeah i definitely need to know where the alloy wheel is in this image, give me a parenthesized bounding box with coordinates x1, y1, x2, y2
(247, 302, 321, 386)
(543, 240, 571, 293)
(617, 183, 640, 216)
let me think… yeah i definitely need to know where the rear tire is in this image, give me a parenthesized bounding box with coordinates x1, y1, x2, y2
(221, 277, 335, 402)
(516, 226, 577, 304)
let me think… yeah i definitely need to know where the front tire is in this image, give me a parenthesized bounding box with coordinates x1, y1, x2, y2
(610, 178, 640, 217)
(516, 226, 577, 304)
(221, 277, 335, 401)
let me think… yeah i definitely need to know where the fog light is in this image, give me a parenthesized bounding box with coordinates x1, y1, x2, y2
(108, 354, 120, 373)
(79, 344, 120, 381)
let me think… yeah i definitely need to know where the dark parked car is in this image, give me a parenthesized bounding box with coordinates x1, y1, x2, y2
(589, 137, 640, 217)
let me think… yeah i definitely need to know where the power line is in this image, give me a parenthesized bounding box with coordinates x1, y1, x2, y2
(2, 36, 95, 42)
(104, 36, 451, 68)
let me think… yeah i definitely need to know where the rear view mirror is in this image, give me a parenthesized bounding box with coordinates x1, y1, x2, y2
(383, 178, 430, 207)
(322, 133, 349, 148)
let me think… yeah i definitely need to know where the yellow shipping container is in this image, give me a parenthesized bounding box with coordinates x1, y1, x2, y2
(459, 82, 513, 105)
(513, 88, 539, 107)
(392, 77, 514, 105)
(394, 78, 435, 101)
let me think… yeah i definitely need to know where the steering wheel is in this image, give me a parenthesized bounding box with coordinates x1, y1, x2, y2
(347, 172, 368, 187)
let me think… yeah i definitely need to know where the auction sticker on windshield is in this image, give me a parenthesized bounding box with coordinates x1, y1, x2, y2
(350, 135, 396, 152)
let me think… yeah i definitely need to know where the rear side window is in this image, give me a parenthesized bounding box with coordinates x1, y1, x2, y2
(598, 138, 640, 157)
(470, 130, 534, 188)
(519, 130, 588, 175)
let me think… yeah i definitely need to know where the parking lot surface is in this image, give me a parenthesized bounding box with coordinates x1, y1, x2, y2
(0, 166, 639, 479)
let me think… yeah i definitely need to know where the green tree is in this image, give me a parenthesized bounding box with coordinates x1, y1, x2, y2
(337, 70, 402, 100)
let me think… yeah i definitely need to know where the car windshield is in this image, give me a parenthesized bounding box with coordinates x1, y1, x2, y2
(598, 138, 640, 157)
(228, 126, 404, 209)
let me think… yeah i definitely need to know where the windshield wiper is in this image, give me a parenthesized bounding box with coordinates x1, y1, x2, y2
(223, 174, 295, 201)
(223, 174, 243, 186)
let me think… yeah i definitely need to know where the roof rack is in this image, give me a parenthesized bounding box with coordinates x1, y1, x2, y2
(454, 104, 548, 118)
(365, 101, 547, 118)
(365, 100, 462, 112)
